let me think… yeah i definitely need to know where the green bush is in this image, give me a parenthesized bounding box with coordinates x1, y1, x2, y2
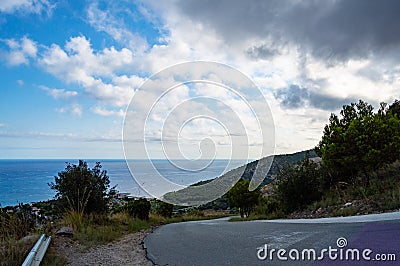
(274, 156, 322, 214)
(227, 179, 260, 218)
(126, 198, 151, 220)
(50, 160, 113, 214)
(156, 202, 174, 218)
(185, 208, 204, 217)
(0, 204, 34, 240)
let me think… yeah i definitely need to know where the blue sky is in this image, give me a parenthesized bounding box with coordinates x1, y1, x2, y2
(1, 0, 400, 159)
(0, 1, 156, 158)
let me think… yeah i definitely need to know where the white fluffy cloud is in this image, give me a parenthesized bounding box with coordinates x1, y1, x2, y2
(39, 36, 143, 108)
(0, 0, 54, 15)
(91, 106, 125, 117)
(86, 2, 148, 53)
(39, 85, 78, 99)
(4, 35, 145, 117)
(3, 37, 37, 66)
(56, 103, 82, 117)
(40, 36, 134, 78)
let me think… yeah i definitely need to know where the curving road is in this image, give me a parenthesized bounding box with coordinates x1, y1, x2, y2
(144, 212, 400, 265)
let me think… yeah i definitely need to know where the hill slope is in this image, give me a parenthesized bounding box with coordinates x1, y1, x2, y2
(163, 149, 317, 207)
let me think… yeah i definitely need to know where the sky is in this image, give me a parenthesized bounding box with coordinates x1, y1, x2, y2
(0, 0, 399, 159)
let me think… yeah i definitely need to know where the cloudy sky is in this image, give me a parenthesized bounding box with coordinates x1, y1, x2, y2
(1, 0, 399, 159)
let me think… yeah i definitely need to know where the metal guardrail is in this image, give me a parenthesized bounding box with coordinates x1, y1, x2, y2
(22, 234, 51, 266)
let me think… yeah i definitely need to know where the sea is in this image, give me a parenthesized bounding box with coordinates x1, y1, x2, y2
(0, 159, 244, 207)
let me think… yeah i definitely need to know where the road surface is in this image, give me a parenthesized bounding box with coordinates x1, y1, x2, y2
(144, 212, 400, 265)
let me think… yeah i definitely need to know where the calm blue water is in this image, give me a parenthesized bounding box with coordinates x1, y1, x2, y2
(0, 159, 243, 207)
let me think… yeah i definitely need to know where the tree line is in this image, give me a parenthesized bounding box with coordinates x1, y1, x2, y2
(272, 99, 400, 215)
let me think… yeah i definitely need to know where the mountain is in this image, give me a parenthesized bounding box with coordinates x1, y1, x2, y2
(163, 149, 318, 207)
(239, 149, 318, 186)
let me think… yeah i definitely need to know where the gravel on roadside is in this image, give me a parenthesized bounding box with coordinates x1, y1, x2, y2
(51, 229, 154, 266)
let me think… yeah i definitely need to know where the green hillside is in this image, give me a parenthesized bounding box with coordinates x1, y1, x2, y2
(239, 149, 317, 186)
(163, 149, 317, 208)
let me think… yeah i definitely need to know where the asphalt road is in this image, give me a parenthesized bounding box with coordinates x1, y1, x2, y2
(144, 212, 400, 266)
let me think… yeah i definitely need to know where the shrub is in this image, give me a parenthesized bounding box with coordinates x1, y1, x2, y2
(186, 208, 204, 217)
(156, 202, 174, 218)
(0, 204, 34, 240)
(126, 198, 151, 220)
(227, 179, 260, 218)
(274, 156, 322, 214)
(50, 160, 113, 214)
(0, 237, 36, 266)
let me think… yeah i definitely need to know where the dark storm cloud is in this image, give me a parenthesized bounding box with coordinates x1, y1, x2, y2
(274, 85, 308, 109)
(274, 85, 357, 111)
(176, 0, 400, 61)
(245, 44, 282, 60)
(177, 0, 280, 40)
(309, 91, 357, 111)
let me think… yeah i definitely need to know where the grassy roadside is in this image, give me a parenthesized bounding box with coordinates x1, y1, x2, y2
(0, 237, 37, 266)
(58, 211, 230, 247)
(39, 210, 229, 265)
(0, 209, 228, 266)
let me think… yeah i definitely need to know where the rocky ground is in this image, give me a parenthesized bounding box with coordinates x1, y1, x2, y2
(287, 199, 387, 219)
(51, 229, 154, 266)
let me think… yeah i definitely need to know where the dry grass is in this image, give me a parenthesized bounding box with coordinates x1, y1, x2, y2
(0, 206, 229, 264)
(0, 236, 38, 266)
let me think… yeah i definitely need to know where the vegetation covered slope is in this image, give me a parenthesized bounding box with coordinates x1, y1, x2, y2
(167, 99, 400, 219)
